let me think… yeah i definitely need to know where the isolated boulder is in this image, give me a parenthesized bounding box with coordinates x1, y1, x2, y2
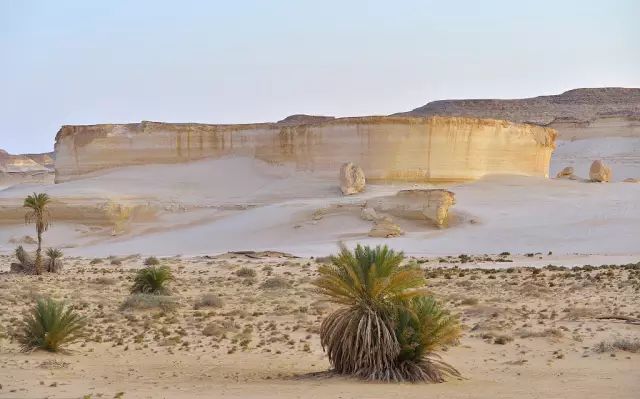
(556, 166, 578, 180)
(368, 218, 403, 238)
(360, 207, 379, 221)
(589, 160, 611, 182)
(366, 189, 455, 227)
(339, 162, 365, 195)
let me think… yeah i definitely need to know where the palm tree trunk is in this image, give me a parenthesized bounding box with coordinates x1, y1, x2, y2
(35, 225, 42, 275)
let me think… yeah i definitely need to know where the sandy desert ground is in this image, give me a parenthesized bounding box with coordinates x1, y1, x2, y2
(0, 252, 639, 399)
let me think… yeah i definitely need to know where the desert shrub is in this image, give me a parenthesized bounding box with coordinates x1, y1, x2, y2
(90, 258, 103, 265)
(313, 244, 460, 382)
(93, 277, 117, 285)
(120, 294, 178, 312)
(261, 277, 290, 290)
(17, 297, 86, 352)
(194, 293, 224, 309)
(235, 267, 256, 278)
(131, 266, 173, 295)
(518, 328, 563, 339)
(144, 256, 160, 266)
(45, 248, 63, 273)
(594, 338, 640, 354)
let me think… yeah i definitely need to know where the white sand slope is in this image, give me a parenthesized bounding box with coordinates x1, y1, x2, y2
(1, 138, 639, 261)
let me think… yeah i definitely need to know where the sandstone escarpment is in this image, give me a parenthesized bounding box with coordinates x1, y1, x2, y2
(397, 88, 640, 140)
(0, 149, 54, 186)
(54, 116, 556, 183)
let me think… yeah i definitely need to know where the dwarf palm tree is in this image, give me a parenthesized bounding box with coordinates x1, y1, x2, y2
(45, 248, 64, 273)
(131, 266, 173, 295)
(23, 192, 51, 275)
(19, 297, 86, 352)
(313, 244, 427, 380)
(394, 296, 461, 382)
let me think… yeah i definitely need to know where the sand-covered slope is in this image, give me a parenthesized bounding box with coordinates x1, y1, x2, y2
(1, 135, 639, 259)
(54, 116, 556, 182)
(398, 88, 640, 140)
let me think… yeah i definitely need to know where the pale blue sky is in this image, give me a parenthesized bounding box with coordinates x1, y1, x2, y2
(1, 0, 638, 153)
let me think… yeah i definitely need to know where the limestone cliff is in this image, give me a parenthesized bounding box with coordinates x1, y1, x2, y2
(0, 149, 54, 185)
(54, 116, 556, 183)
(396, 88, 640, 140)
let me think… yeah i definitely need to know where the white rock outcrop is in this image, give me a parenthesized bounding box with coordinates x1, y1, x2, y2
(368, 218, 403, 238)
(589, 160, 612, 182)
(556, 166, 578, 180)
(339, 162, 366, 195)
(54, 117, 557, 183)
(366, 189, 455, 227)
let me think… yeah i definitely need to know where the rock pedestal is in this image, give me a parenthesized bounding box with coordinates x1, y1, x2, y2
(339, 162, 366, 195)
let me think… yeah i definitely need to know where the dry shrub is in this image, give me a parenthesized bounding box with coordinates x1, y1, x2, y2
(194, 293, 224, 309)
(120, 294, 178, 312)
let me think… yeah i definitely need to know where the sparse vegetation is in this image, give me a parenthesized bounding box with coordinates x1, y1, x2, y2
(594, 338, 640, 354)
(236, 267, 256, 278)
(194, 293, 224, 309)
(17, 297, 86, 352)
(131, 266, 174, 295)
(144, 256, 160, 266)
(120, 293, 178, 312)
(313, 244, 460, 382)
(261, 276, 290, 290)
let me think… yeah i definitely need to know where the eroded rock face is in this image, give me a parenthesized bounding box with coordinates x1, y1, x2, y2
(339, 162, 366, 195)
(0, 149, 54, 186)
(589, 160, 612, 182)
(366, 189, 455, 227)
(54, 116, 556, 183)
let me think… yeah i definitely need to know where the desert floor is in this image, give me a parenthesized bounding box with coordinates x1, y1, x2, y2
(0, 252, 638, 399)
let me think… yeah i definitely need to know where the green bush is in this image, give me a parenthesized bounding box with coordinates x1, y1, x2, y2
(131, 266, 173, 295)
(18, 297, 86, 352)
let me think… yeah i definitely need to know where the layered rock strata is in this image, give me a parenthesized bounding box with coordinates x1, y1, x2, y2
(54, 116, 556, 183)
(397, 88, 640, 140)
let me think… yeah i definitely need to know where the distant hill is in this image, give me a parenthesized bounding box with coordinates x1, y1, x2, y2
(394, 88, 640, 139)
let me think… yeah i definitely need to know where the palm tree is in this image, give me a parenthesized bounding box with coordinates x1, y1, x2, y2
(24, 192, 51, 275)
(45, 248, 64, 273)
(313, 244, 460, 382)
(313, 244, 426, 380)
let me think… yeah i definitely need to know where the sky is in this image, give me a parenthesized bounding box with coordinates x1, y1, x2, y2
(1, 0, 639, 154)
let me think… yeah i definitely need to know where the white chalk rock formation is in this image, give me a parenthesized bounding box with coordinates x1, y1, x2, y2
(54, 116, 556, 183)
(589, 160, 612, 182)
(366, 189, 455, 227)
(368, 218, 403, 238)
(339, 162, 366, 195)
(360, 207, 379, 221)
(556, 166, 578, 180)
